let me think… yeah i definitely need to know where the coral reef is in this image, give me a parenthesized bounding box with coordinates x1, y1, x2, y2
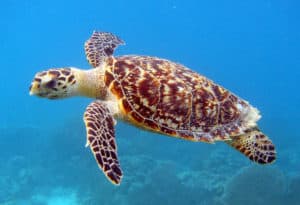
(1, 119, 299, 205)
(286, 175, 300, 204)
(223, 166, 286, 205)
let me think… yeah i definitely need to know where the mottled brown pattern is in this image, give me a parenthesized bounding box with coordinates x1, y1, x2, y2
(33, 68, 75, 99)
(84, 101, 122, 185)
(29, 31, 277, 187)
(85, 31, 124, 68)
(48, 70, 60, 77)
(105, 56, 250, 142)
(226, 128, 276, 164)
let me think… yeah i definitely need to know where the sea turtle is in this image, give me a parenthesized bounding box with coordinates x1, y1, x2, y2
(29, 31, 276, 185)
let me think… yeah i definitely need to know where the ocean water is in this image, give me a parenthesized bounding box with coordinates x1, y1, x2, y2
(1, 0, 299, 204)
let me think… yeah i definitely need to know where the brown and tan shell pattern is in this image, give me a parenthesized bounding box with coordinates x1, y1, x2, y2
(104, 56, 250, 143)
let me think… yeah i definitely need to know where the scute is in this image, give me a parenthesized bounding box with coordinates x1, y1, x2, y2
(105, 55, 254, 142)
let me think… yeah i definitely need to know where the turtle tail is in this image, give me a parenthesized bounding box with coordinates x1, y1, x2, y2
(225, 127, 276, 164)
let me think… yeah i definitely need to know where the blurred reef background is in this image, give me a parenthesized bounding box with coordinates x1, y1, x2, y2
(0, 0, 299, 204)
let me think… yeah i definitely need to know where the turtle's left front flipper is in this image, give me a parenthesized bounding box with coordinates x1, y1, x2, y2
(84, 100, 122, 185)
(85, 31, 124, 67)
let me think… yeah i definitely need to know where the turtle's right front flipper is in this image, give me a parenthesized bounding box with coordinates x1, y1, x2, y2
(84, 100, 122, 185)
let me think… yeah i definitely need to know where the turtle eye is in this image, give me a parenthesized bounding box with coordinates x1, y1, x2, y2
(45, 79, 56, 88)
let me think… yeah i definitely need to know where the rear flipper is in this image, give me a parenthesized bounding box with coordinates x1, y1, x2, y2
(225, 128, 276, 164)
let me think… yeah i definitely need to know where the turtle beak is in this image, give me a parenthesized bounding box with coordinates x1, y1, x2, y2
(29, 81, 40, 96)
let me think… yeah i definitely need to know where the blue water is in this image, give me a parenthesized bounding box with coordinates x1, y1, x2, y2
(1, 0, 299, 204)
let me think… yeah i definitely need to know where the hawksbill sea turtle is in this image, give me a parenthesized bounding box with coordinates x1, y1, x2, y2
(29, 31, 276, 185)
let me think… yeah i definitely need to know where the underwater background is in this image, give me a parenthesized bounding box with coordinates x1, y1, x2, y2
(1, 0, 299, 204)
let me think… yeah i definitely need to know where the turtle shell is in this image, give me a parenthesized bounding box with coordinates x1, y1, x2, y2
(104, 55, 252, 142)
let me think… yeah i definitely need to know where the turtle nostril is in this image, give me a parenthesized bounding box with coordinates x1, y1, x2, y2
(34, 78, 42, 83)
(29, 84, 32, 91)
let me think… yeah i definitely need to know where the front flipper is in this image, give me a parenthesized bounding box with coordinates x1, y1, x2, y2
(226, 128, 276, 164)
(84, 100, 122, 185)
(84, 31, 125, 67)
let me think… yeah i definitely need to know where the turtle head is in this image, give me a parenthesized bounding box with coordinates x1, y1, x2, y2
(30, 67, 107, 99)
(29, 67, 78, 99)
